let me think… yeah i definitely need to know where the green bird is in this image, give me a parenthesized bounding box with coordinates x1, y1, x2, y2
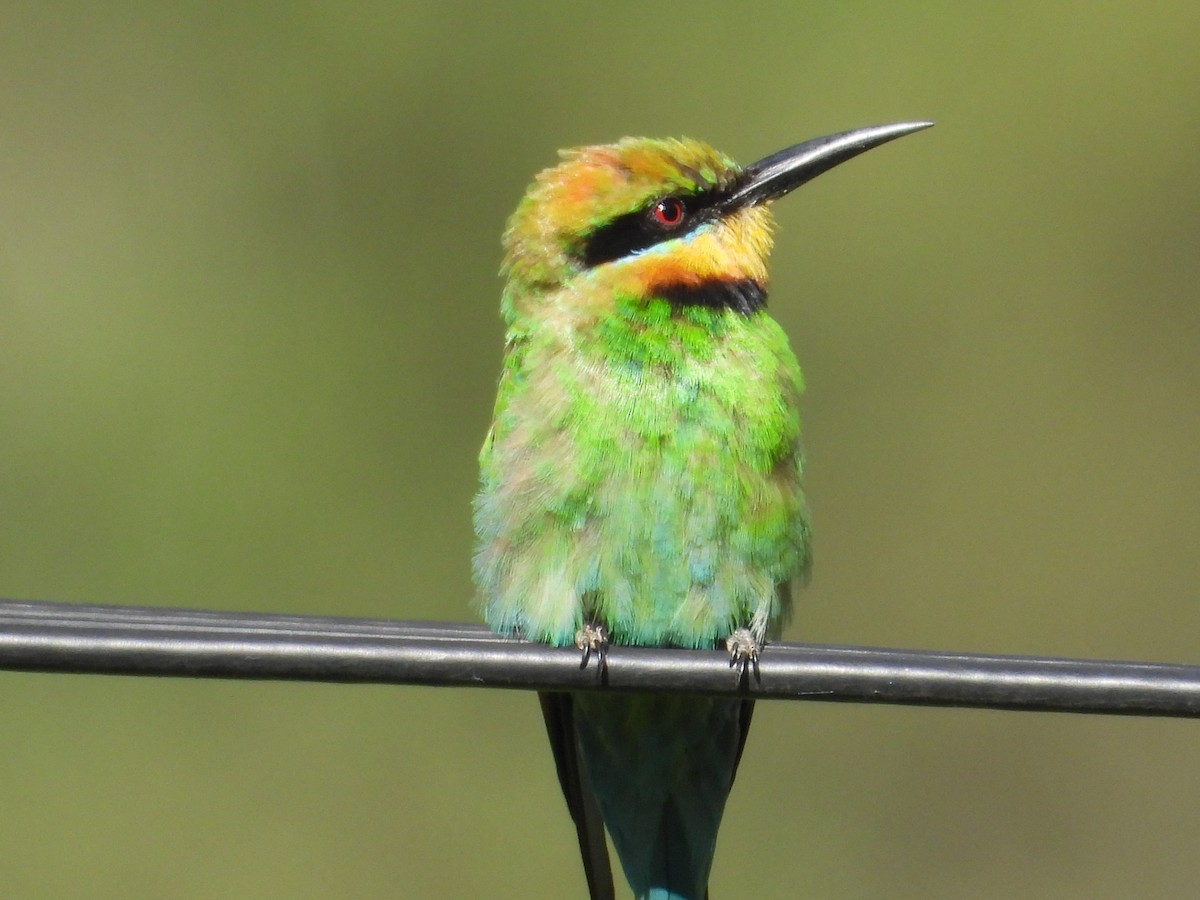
(475, 121, 931, 899)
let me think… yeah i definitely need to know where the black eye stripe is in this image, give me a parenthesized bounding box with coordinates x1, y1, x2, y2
(581, 186, 729, 269)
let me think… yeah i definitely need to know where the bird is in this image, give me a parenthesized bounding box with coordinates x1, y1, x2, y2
(474, 121, 931, 900)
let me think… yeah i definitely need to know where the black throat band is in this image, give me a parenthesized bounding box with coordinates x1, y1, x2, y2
(657, 279, 766, 315)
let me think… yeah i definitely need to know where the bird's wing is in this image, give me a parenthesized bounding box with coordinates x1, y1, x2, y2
(539, 691, 615, 900)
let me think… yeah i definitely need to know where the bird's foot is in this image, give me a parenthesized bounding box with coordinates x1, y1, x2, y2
(574, 622, 610, 676)
(725, 627, 762, 685)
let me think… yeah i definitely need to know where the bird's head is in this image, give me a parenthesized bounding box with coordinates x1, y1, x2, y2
(500, 122, 932, 322)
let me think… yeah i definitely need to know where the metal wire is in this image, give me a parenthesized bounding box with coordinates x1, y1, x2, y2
(0, 598, 1197, 717)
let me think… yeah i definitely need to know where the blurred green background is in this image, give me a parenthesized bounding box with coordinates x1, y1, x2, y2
(1, 3, 1198, 897)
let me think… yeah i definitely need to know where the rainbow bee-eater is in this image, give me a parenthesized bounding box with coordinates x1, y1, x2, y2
(475, 121, 931, 899)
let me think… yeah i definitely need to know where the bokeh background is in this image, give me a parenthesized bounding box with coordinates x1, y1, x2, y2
(2, 3, 1198, 897)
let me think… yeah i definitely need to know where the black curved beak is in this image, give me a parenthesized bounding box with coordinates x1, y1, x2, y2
(728, 121, 933, 209)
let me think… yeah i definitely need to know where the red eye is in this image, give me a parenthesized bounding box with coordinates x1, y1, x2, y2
(650, 197, 686, 228)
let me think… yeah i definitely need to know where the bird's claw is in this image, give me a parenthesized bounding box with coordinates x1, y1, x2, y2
(574, 622, 610, 676)
(726, 627, 762, 684)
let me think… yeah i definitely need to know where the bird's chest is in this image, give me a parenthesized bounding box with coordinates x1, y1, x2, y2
(551, 352, 786, 535)
(478, 327, 804, 647)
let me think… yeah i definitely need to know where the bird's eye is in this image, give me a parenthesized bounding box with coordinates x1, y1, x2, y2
(649, 197, 687, 229)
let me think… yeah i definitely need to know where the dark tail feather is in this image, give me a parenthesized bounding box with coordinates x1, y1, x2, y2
(692, 699, 753, 900)
(570, 694, 749, 900)
(731, 699, 755, 783)
(539, 692, 615, 900)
